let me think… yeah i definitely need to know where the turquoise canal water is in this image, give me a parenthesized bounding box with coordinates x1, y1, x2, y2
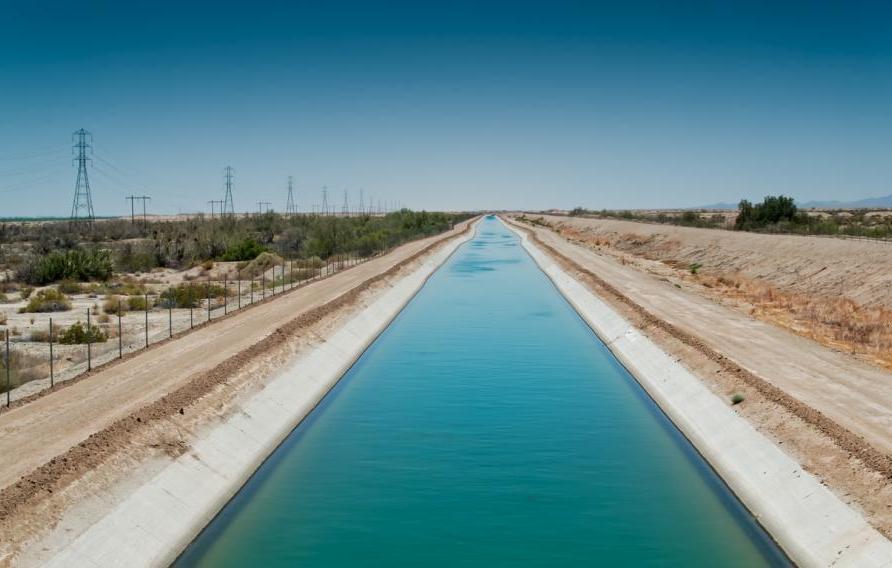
(177, 217, 786, 566)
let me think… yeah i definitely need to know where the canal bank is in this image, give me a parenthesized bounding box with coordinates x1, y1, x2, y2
(503, 216, 892, 567)
(14, 221, 478, 568)
(178, 216, 786, 566)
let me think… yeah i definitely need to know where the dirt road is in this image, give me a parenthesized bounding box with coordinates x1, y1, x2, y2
(512, 216, 892, 459)
(0, 225, 469, 493)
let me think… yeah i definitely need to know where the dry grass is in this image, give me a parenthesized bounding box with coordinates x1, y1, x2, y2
(542, 217, 892, 370)
(677, 269, 892, 369)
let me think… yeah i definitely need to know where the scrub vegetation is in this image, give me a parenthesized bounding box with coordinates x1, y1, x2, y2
(568, 195, 892, 239)
(1, 210, 468, 280)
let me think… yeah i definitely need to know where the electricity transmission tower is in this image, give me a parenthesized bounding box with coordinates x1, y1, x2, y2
(256, 201, 272, 215)
(358, 189, 365, 216)
(285, 176, 296, 216)
(222, 166, 235, 217)
(321, 186, 329, 216)
(341, 190, 349, 217)
(70, 128, 95, 224)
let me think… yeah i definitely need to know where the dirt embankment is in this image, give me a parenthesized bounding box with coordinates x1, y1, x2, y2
(508, 215, 892, 539)
(526, 214, 892, 369)
(0, 220, 475, 560)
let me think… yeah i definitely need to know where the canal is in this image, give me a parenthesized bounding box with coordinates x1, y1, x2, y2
(177, 216, 786, 566)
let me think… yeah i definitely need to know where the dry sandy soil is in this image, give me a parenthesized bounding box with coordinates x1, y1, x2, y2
(539, 214, 892, 307)
(508, 214, 892, 538)
(0, 220, 473, 562)
(527, 214, 892, 370)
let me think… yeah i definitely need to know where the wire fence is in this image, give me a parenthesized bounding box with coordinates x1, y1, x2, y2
(0, 252, 369, 407)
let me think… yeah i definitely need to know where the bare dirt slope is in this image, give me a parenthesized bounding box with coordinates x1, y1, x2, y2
(0, 225, 469, 494)
(513, 216, 892, 459)
(541, 214, 892, 308)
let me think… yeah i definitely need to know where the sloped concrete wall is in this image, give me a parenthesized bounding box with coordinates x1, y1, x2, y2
(35, 223, 477, 568)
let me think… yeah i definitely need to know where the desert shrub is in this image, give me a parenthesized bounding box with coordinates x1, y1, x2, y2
(160, 283, 227, 308)
(57, 280, 84, 294)
(221, 237, 266, 261)
(18, 248, 114, 285)
(102, 295, 123, 314)
(30, 328, 50, 342)
(127, 295, 152, 311)
(58, 321, 107, 344)
(238, 252, 284, 278)
(0, 292, 8, 303)
(689, 263, 702, 275)
(20, 289, 71, 313)
(0, 313, 6, 325)
(20, 286, 33, 299)
(731, 393, 745, 405)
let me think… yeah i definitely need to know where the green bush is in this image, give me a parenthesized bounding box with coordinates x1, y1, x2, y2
(221, 237, 266, 261)
(20, 288, 71, 313)
(58, 321, 107, 344)
(18, 249, 114, 285)
(731, 393, 745, 405)
(735, 195, 803, 231)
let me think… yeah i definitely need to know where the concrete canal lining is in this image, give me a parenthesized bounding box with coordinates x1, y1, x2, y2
(30, 222, 478, 568)
(504, 217, 892, 567)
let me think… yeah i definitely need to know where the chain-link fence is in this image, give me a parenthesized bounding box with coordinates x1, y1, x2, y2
(0, 253, 368, 406)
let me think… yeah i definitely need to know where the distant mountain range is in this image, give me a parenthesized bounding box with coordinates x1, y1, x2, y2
(697, 194, 892, 210)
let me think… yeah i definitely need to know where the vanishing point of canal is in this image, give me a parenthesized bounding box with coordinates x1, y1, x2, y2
(178, 217, 786, 566)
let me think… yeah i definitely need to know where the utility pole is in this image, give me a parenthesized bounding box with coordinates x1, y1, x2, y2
(285, 176, 296, 216)
(207, 199, 223, 219)
(126, 195, 150, 227)
(70, 128, 95, 225)
(223, 166, 235, 218)
(321, 186, 329, 217)
(256, 201, 272, 215)
(359, 189, 365, 216)
(341, 189, 349, 217)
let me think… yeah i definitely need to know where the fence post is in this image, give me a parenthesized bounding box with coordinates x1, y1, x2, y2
(281, 260, 285, 293)
(289, 259, 293, 289)
(86, 307, 92, 371)
(168, 287, 173, 338)
(144, 293, 149, 348)
(262, 271, 266, 300)
(189, 285, 194, 329)
(5, 330, 9, 407)
(49, 318, 54, 388)
(207, 278, 211, 322)
(118, 300, 123, 358)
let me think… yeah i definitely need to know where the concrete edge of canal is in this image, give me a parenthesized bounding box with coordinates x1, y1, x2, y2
(31, 221, 480, 568)
(502, 216, 892, 568)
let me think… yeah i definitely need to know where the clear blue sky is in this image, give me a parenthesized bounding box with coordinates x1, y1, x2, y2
(1, 1, 890, 215)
